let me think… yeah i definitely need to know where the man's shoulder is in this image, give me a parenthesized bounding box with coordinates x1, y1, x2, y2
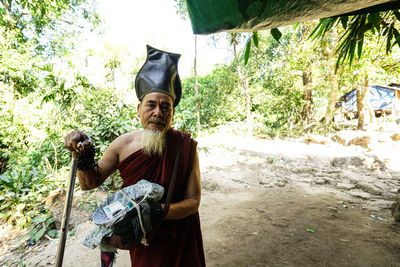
(111, 131, 141, 147)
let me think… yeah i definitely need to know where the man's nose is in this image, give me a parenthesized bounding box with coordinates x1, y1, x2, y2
(153, 106, 162, 117)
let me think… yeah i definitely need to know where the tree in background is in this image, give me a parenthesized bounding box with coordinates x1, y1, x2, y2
(311, 10, 400, 129)
(193, 35, 201, 133)
(231, 32, 254, 136)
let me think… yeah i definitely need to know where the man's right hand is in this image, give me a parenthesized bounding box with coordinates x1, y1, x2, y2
(64, 130, 93, 153)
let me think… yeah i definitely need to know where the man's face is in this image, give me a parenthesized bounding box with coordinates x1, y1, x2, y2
(137, 92, 174, 133)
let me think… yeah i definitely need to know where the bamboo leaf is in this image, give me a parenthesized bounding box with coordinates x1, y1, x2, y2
(244, 38, 251, 65)
(387, 25, 393, 53)
(252, 32, 259, 48)
(311, 19, 330, 40)
(349, 40, 356, 65)
(393, 28, 400, 48)
(382, 27, 389, 36)
(359, 23, 372, 34)
(309, 20, 324, 40)
(393, 10, 400, 21)
(367, 13, 380, 27)
(270, 28, 282, 44)
(340, 16, 348, 29)
(357, 37, 364, 59)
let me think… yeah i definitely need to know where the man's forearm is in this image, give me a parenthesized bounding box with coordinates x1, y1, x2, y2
(163, 198, 200, 220)
(77, 165, 106, 190)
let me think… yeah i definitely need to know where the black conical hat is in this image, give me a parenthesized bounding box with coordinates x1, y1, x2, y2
(135, 45, 182, 107)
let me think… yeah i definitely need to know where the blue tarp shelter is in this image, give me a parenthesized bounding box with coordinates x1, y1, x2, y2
(336, 84, 400, 117)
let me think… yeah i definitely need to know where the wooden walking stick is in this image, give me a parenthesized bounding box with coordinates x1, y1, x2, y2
(55, 151, 79, 267)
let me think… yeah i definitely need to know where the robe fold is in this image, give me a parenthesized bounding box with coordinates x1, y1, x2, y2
(116, 128, 205, 267)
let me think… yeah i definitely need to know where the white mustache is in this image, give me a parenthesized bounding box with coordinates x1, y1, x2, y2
(149, 118, 165, 125)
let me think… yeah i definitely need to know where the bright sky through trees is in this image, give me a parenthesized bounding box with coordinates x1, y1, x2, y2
(85, 0, 227, 78)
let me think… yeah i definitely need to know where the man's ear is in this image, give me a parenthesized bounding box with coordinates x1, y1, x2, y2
(172, 108, 175, 122)
(137, 103, 141, 116)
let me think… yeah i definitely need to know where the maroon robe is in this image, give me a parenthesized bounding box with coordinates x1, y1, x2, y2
(116, 128, 205, 267)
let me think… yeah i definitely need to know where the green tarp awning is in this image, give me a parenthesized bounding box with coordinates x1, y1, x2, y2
(187, 0, 400, 34)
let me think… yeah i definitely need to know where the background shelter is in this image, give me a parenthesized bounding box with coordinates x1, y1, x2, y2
(336, 84, 400, 119)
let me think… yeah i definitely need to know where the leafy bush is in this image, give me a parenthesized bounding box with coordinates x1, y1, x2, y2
(176, 65, 244, 134)
(0, 167, 53, 224)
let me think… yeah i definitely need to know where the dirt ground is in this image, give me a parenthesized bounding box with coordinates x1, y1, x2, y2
(1, 125, 400, 266)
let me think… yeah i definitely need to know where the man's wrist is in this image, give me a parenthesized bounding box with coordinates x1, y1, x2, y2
(77, 145, 97, 171)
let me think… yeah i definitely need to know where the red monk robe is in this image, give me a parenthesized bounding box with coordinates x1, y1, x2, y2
(115, 128, 205, 267)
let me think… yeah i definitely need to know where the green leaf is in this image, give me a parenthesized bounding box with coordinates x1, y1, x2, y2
(28, 228, 38, 241)
(270, 28, 282, 44)
(306, 227, 316, 233)
(349, 40, 356, 65)
(0, 211, 11, 219)
(34, 227, 47, 242)
(367, 13, 380, 27)
(47, 229, 58, 238)
(359, 23, 372, 34)
(387, 25, 394, 53)
(309, 17, 338, 40)
(393, 28, 400, 48)
(357, 37, 364, 59)
(17, 217, 27, 228)
(382, 27, 389, 36)
(244, 38, 251, 65)
(252, 32, 259, 48)
(309, 20, 324, 40)
(32, 214, 50, 224)
(340, 16, 348, 29)
(393, 10, 400, 21)
(45, 217, 55, 226)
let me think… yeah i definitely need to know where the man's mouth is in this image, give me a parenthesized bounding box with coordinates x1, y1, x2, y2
(149, 119, 166, 126)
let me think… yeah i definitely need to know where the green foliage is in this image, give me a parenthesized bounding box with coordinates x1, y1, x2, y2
(80, 87, 140, 154)
(26, 213, 57, 243)
(175, 64, 243, 134)
(310, 10, 400, 68)
(173, 0, 189, 19)
(270, 28, 283, 44)
(75, 193, 102, 212)
(0, 167, 58, 230)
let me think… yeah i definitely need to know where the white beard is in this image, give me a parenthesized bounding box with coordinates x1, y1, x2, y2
(141, 129, 166, 156)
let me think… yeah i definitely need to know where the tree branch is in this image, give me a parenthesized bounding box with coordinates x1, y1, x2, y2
(15, 12, 25, 25)
(58, 19, 84, 29)
(1, 0, 12, 14)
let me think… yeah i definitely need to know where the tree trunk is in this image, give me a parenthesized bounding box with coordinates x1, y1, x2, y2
(325, 74, 339, 122)
(237, 69, 252, 137)
(302, 67, 314, 125)
(193, 35, 201, 133)
(232, 35, 252, 137)
(324, 38, 340, 122)
(357, 74, 370, 130)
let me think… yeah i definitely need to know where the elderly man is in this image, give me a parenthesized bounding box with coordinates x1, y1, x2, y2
(64, 45, 205, 267)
